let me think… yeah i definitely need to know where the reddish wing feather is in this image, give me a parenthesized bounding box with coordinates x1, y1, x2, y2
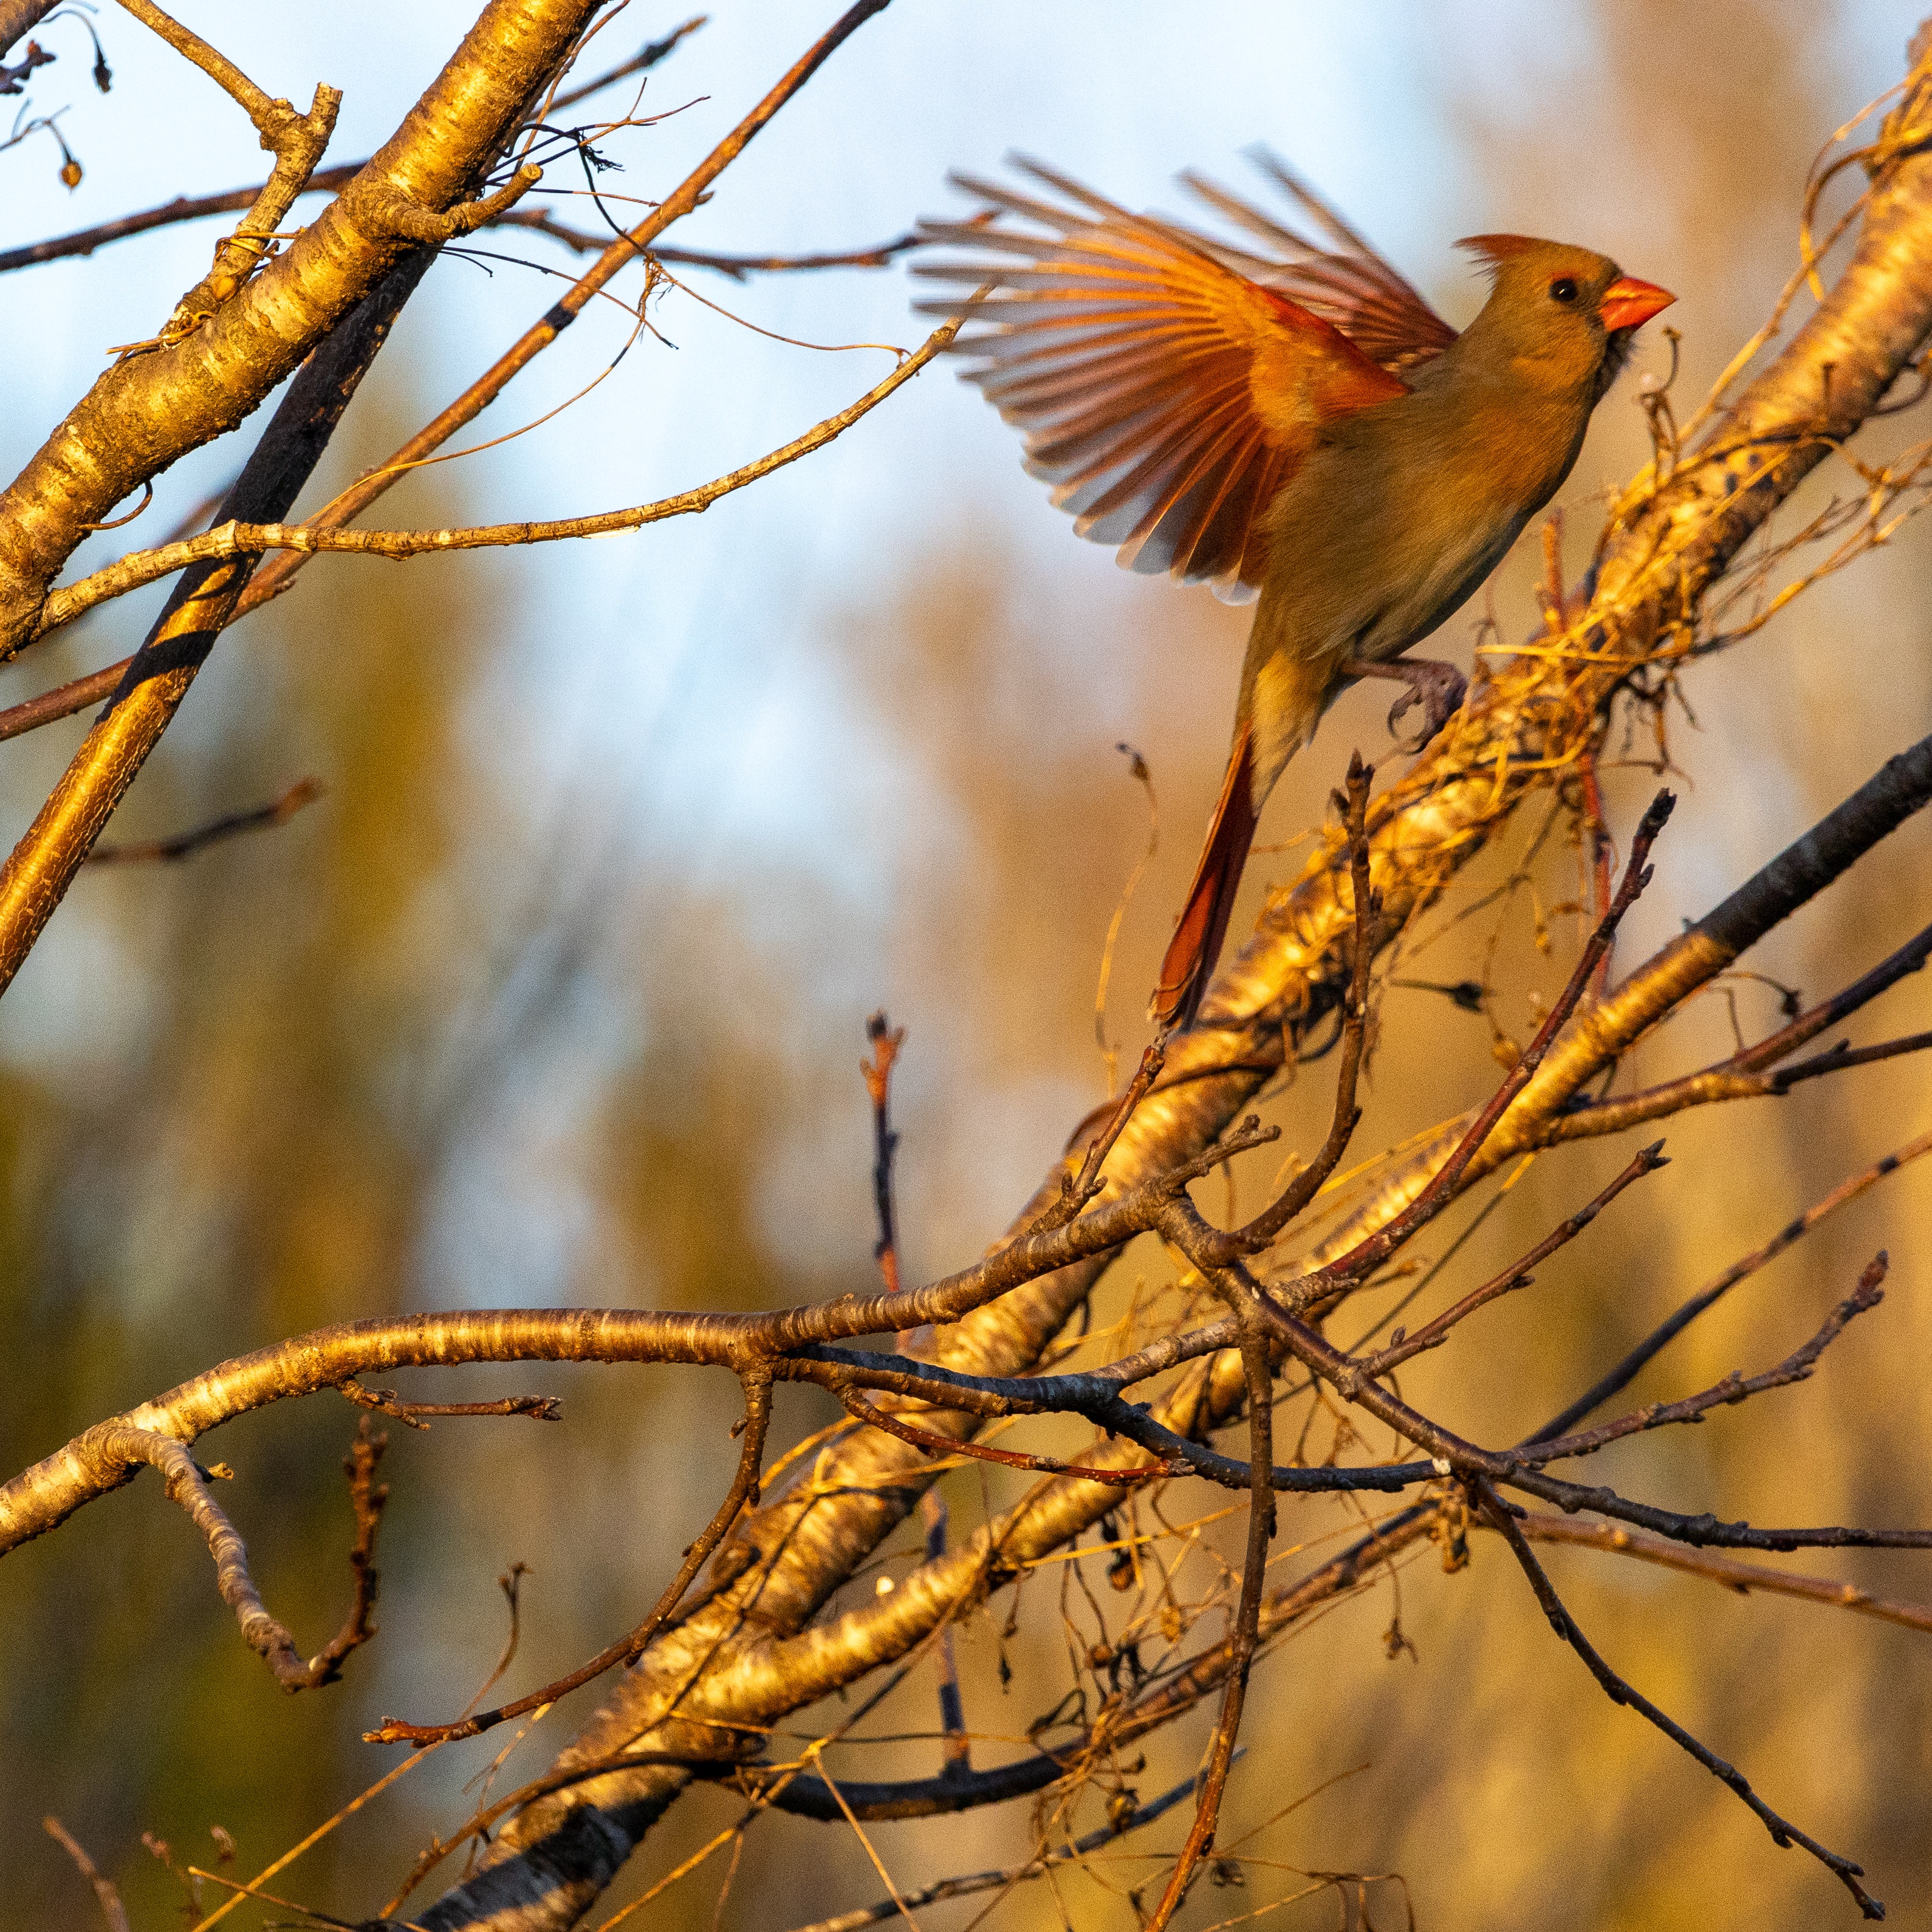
(1179, 150, 1458, 374)
(916, 159, 1418, 599)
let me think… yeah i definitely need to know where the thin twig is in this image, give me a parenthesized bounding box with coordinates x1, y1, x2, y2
(32, 312, 959, 642)
(774, 1761, 1231, 1932)
(1520, 1255, 1888, 1465)
(300, 1419, 388, 1687)
(1472, 1478, 1884, 1919)
(365, 1371, 773, 1745)
(43, 1818, 131, 1932)
(839, 1391, 1186, 1488)
(1508, 1512, 1932, 1634)
(918, 1490, 970, 1783)
(84, 776, 322, 865)
(1527, 1131, 1932, 1444)
(340, 1380, 563, 1429)
(1358, 1142, 1667, 1376)
(550, 13, 707, 111)
(863, 1012, 906, 1295)
(1145, 1317, 1275, 1930)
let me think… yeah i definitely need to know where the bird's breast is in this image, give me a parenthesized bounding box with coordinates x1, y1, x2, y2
(1256, 380, 1591, 665)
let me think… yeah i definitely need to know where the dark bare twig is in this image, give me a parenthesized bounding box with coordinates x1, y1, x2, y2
(0, 659, 122, 743)
(84, 777, 323, 866)
(1358, 1142, 1667, 1377)
(0, 482, 240, 750)
(1519, 1256, 1888, 1465)
(1145, 1315, 1276, 1930)
(1509, 1513, 1932, 1634)
(0, 162, 363, 272)
(862, 1012, 973, 1777)
(42, 1818, 131, 1932)
(1768, 1028, 1932, 1088)
(549, 12, 707, 112)
(1471, 1478, 1884, 1919)
(340, 1379, 562, 1429)
(1505, 1464, 1932, 1554)
(303, 1419, 387, 1687)
(862, 1011, 905, 1294)
(365, 1370, 773, 1745)
(775, 1759, 1235, 1932)
(1047, 1037, 1170, 1233)
(1529, 1132, 1932, 1445)
(838, 1389, 1187, 1487)
(918, 1488, 971, 1783)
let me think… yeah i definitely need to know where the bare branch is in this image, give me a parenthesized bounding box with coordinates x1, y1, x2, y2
(112, 0, 286, 128)
(1509, 1513, 1932, 1635)
(1358, 1141, 1667, 1377)
(42, 1818, 131, 1932)
(1528, 1129, 1932, 1444)
(92, 1422, 385, 1692)
(84, 776, 323, 866)
(365, 1370, 772, 1745)
(228, 0, 897, 626)
(29, 315, 961, 640)
(862, 1012, 906, 1295)
(1473, 1479, 1884, 1919)
(1145, 1317, 1276, 1929)
(1520, 1255, 1890, 1465)
(772, 1761, 1220, 1932)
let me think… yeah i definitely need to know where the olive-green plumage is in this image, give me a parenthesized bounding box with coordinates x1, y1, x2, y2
(1240, 240, 1629, 797)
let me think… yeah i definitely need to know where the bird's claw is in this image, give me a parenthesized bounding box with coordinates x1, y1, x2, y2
(1382, 660, 1468, 753)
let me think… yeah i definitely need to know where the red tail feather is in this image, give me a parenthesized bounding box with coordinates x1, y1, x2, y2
(1153, 725, 1260, 1029)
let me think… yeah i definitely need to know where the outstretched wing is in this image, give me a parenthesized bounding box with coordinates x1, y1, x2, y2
(914, 159, 1425, 602)
(1179, 150, 1456, 374)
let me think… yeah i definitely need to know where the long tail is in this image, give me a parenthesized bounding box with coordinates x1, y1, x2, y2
(1151, 722, 1259, 1030)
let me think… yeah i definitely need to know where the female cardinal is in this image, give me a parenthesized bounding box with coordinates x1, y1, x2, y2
(916, 155, 1673, 1028)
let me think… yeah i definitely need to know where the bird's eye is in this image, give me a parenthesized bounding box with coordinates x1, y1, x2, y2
(1549, 276, 1578, 303)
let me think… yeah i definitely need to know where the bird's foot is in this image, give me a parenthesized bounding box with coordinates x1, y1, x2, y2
(1340, 656, 1468, 754)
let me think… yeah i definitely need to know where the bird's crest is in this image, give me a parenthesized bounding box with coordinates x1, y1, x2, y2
(1456, 233, 1541, 275)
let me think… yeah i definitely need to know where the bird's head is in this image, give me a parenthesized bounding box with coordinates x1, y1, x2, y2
(1455, 235, 1674, 397)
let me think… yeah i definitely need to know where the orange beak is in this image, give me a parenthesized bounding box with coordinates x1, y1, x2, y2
(1598, 276, 1674, 332)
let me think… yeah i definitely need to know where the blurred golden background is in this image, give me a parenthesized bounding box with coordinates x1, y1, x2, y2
(1, 2, 1929, 1927)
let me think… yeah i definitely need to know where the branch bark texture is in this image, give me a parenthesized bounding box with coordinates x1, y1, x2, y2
(409, 47, 1932, 1932)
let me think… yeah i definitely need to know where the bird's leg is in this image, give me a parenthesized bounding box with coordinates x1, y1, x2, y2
(1340, 655, 1468, 753)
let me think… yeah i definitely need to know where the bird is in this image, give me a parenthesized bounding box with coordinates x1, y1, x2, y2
(914, 154, 1673, 1029)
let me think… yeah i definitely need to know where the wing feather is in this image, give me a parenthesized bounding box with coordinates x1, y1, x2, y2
(916, 158, 1421, 597)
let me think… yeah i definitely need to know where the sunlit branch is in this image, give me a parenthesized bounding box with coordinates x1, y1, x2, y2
(29, 314, 959, 642)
